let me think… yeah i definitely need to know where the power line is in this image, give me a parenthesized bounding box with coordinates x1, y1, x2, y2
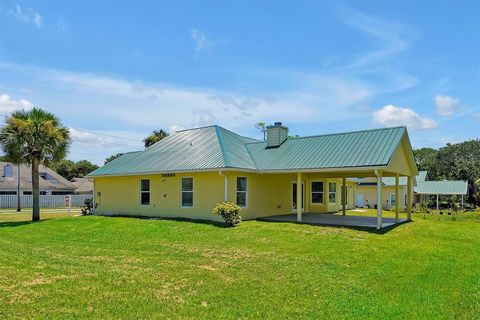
(71, 137, 140, 148)
(70, 128, 142, 142)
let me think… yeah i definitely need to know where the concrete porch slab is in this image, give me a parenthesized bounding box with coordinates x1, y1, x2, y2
(258, 213, 408, 229)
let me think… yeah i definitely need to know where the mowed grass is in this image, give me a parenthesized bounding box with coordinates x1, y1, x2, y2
(0, 210, 479, 319)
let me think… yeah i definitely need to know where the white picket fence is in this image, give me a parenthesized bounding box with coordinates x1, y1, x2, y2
(0, 195, 92, 208)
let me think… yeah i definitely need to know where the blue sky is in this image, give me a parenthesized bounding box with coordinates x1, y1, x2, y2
(0, 0, 479, 164)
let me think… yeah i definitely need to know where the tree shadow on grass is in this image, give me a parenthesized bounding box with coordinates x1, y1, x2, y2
(0, 219, 53, 228)
(102, 214, 228, 228)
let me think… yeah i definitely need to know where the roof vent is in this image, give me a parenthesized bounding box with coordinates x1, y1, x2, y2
(266, 122, 288, 149)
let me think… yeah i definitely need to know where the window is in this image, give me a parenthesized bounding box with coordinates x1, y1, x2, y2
(390, 193, 396, 206)
(329, 182, 336, 204)
(236, 177, 247, 207)
(140, 179, 150, 205)
(181, 178, 193, 207)
(311, 181, 324, 204)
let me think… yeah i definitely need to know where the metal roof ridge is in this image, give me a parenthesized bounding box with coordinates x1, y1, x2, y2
(286, 126, 407, 141)
(214, 125, 229, 168)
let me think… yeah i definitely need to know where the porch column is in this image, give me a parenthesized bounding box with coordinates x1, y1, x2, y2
(461, 195, 464, 210)
(342, 177, 346, 215)
(395, 174, 399, 222)
(436, 194, 439, 210)
(376, 170, 382, 229)
(407, 176, 412, 221)
(297, 172, 302, 222)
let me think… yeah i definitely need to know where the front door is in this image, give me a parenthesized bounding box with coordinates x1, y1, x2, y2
(356, 194, 364, 207)
(292, 182, 305, 212)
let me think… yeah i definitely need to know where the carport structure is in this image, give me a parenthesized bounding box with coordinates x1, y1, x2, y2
(415, 180, 469, 209)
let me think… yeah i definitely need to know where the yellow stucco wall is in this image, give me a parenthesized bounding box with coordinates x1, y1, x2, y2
(355, 185, 408, 208)
(93, 171, 356, 220)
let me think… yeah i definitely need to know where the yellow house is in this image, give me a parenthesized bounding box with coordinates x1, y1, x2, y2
(87, 123, 418, 228)
(353, 176, 411, 209)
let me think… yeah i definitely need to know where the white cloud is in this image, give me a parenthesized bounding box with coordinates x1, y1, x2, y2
(2, 4, 43, 28)
(434, 95, 459, 116)
(0, 94, 33, 113)
(191, 28, 215, 55)
(372, 104, 438, 130)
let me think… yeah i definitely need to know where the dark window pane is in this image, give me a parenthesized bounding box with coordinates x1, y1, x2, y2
(237, 177, 247, 192)
(312, 182, 323, 192)
(312, 193, 323, 204)
(329, 192, 336, 203)
(182, 192, 193, 207)
(329, 183, 336, 192)
(141, 179, 150, 191)
(236, 192, 246, 207)
(141, 192, 150, 205)
(182, 178, 193, 191)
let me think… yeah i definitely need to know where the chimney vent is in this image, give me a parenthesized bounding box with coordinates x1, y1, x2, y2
(266, 122, 288, 148)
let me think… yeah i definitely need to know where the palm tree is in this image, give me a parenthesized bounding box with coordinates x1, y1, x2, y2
(0, 108, 71, 221)
(143, 129, 169, 148)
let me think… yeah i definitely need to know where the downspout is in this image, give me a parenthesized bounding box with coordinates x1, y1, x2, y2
(219, 171, 228, 202)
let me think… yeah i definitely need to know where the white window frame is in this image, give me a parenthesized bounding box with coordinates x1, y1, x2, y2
(310, 181, 324, 205)
(390, 193, 396, 206)
(140, 179, 150, 206)
(328, 182, 337, 204)
(236, 177, 248, 208)
(181, 177, 194, 208)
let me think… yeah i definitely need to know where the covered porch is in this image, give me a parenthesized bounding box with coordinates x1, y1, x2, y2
(259, 211, 408, 229)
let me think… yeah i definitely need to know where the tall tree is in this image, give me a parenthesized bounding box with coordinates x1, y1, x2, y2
(104, 153, 124, 164)
(413, 147, 439, 178)
(73, 160, 99, 178)
(143, 129, 169, 148)
(0, 108, 71, 221)
(51, 159, 75, 180)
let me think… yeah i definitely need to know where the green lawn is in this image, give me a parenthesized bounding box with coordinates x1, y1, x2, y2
(0, 210, 479, 319)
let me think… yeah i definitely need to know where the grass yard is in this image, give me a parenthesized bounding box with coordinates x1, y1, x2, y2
(0, 210, 479, 319)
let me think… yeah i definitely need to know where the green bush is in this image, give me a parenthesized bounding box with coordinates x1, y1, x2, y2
(81, 198, 97, 215)
(212, 202, 242, 227)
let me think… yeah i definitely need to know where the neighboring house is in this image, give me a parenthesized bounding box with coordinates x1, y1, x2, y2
(87, 123, 418, 227)
(71, 177, 94, 195)
(352, 176, 411, 209)
(414, 171, 468, 209)
(0, 162, 76, 195)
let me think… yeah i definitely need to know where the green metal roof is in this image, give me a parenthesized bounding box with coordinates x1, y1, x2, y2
(87, 125, 408, 177)
(414, 180, 468, 195)
(245, 127, 406, 171)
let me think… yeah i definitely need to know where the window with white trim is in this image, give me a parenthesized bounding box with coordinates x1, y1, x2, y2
(390, 193, 396, 206)
(140, 179, 150, 205)
(329, 182, 337, 204)
(236, 177, 247, 207)
(311, 181, 324, 204)
(181, 178, 193, 207)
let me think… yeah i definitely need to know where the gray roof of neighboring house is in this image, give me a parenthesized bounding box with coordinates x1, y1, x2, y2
(0, 162, 76, 190)
(71, 177, 93, 193)
(87, 125, 409, 177)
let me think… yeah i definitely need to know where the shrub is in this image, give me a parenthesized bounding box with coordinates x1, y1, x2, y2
(81, 198, 97, 215)
(212, 202, 242, 227)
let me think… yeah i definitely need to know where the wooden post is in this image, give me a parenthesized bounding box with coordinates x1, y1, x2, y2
(342, 177, 346, 216)
(395, 174, 399, 222)
(297, 172, 302, 222)
(376, 171, 382, 229)
(407, 176, 412, 221)
(461, 195, 464, 210)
